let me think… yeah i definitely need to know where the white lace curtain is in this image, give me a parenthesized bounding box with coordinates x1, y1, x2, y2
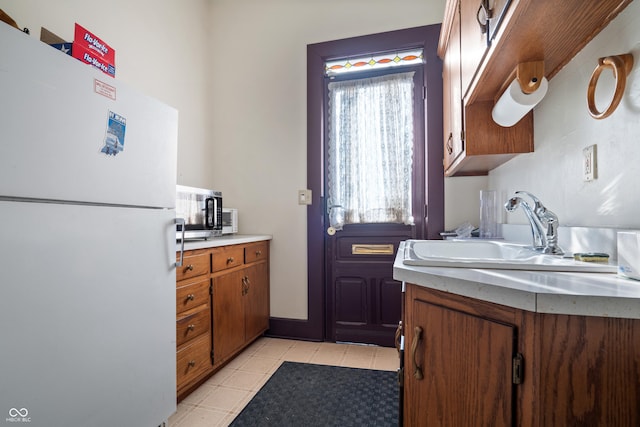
(327, 72, 415, 229)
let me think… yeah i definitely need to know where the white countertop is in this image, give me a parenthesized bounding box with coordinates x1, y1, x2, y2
(393, 242, 640, 319)
(178, 234, 272, 251)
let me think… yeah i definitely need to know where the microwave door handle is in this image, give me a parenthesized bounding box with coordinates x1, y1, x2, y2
(214, 197, 220, 229)
(204, 197, 214, 228)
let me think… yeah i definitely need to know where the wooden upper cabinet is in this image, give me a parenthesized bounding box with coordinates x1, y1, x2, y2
(439, 0, 632, 176)
(470, 0, 634, 104)
(442, 1, 464, 172)
(459, 0, 488, 98)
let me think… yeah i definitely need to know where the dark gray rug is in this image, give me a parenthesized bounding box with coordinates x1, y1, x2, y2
(229, 361, 398, 426)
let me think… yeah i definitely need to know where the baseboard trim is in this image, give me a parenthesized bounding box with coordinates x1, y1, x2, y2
(266, 317, 324, 342)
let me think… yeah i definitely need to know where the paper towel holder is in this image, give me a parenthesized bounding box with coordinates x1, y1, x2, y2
(491, 61, 547, 127)
(587, 53, 634, 119)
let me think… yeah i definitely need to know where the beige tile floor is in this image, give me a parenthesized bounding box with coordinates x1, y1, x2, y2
(169, 337, 399, 427)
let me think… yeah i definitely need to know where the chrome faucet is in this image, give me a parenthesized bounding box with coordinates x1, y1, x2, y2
(504, 191, 564, 255)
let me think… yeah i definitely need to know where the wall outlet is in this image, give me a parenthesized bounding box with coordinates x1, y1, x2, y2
(298, 189, 312, 205)
(583, 144, 597, 181)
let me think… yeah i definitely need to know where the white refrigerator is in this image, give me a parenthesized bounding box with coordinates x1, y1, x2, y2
(0, 24, 177, 426)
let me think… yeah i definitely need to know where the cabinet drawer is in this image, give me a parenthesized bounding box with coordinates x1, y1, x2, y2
(212, 245, 244, 272)
(245, 241, 268, 264)
(177, 334, 212, 390)
(176, 250, 210, 281)
(176, 277, 210, 316)
(176, 306, 210, 348)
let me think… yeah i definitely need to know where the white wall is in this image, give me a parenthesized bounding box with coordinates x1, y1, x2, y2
(208, 0, 445, 319)
(489, 1, 640, 230)
(0, 0, 214, 188)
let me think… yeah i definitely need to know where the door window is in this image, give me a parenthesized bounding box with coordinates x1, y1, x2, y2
(326, 71, 415, 229)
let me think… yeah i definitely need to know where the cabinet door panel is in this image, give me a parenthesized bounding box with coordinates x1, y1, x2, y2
(443, 4, 464, 171)
(212, 269, 245, 364)
(245, 262, 270, 341)
(405, 298, 515, 426)
(460, 0, 488, 96)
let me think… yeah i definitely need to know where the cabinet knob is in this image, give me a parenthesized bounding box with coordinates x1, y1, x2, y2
(187, 324, 195, 331)
(186, 294, 195, 301)
(256, 250, 262, 256)
(227, 257, 234, 264)
(186, 264, 194, 271)
(188, 360, 196, 368)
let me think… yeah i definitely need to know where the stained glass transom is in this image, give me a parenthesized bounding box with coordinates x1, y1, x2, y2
(325, 49, 424, 75)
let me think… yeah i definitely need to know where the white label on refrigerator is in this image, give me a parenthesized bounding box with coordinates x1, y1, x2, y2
(94, 79, 116, 100)
(101, 111, 126, 156)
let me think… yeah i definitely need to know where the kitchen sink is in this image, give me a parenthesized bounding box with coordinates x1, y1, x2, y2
(402, 240, 617, 273)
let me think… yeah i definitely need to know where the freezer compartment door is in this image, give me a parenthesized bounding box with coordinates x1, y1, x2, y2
(0, 25, 177, 209)
(0, 201, 177, 427)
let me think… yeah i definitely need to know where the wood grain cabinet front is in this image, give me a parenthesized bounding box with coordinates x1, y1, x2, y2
(176, 334, 212, 390)
(212, 245, 244, 272)
(438, 0, 632, 176)
(212, 241, 270, 367)
(176, 248, 213, 398)
(403, 283, 640, 426)
(176, 250, 210, 282)
(176, 305, 210, 348)
(176, 276, 210, 314)
(176, 239, 270, 402)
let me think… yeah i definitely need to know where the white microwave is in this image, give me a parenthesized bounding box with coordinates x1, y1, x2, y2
(222, 208, 238, 235)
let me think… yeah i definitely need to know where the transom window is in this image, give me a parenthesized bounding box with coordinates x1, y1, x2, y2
(325, 48, 424, 76)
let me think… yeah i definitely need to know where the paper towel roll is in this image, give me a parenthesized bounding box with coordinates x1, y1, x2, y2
(492, 77, 548, 127)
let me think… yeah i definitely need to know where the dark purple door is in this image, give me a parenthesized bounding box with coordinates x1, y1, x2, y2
(324, 68, 424, 347)
(326, 223, 414, 346)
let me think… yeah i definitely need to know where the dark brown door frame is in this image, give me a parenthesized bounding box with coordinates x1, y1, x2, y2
(267, 24, 444, 342)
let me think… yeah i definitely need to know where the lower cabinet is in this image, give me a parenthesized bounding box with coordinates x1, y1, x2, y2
(176, 240, 270, 401)
(212, 241, 270, 366)
(403, 283, 640, 426)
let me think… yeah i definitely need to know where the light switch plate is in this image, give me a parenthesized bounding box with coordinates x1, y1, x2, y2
(298, 189, 312, 205)
(583, 144, 597, 181)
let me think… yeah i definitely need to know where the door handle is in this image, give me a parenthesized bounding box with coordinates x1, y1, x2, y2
(411, 326, 424, 380)
(176, 218, 185, 267)
(395, 321, 403, 354)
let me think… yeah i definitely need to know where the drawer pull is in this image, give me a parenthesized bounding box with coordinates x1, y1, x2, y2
(186, 264, 194, 271)
(188, 360, 196, 368)
(227, 257, 234, 264)
(187, 324, 195, 331)
(186, 294, 195, 301)
(256, 250, 262, 256)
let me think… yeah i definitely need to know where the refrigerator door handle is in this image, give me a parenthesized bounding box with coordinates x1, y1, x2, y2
(176, 217, 185, 267)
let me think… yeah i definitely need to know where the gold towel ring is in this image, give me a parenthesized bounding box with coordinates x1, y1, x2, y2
(587, 54, 634, 119)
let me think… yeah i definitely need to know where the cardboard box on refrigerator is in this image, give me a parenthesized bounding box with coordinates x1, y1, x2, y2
(72, 23, 115, 77)
(40, 23, 116, 77)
